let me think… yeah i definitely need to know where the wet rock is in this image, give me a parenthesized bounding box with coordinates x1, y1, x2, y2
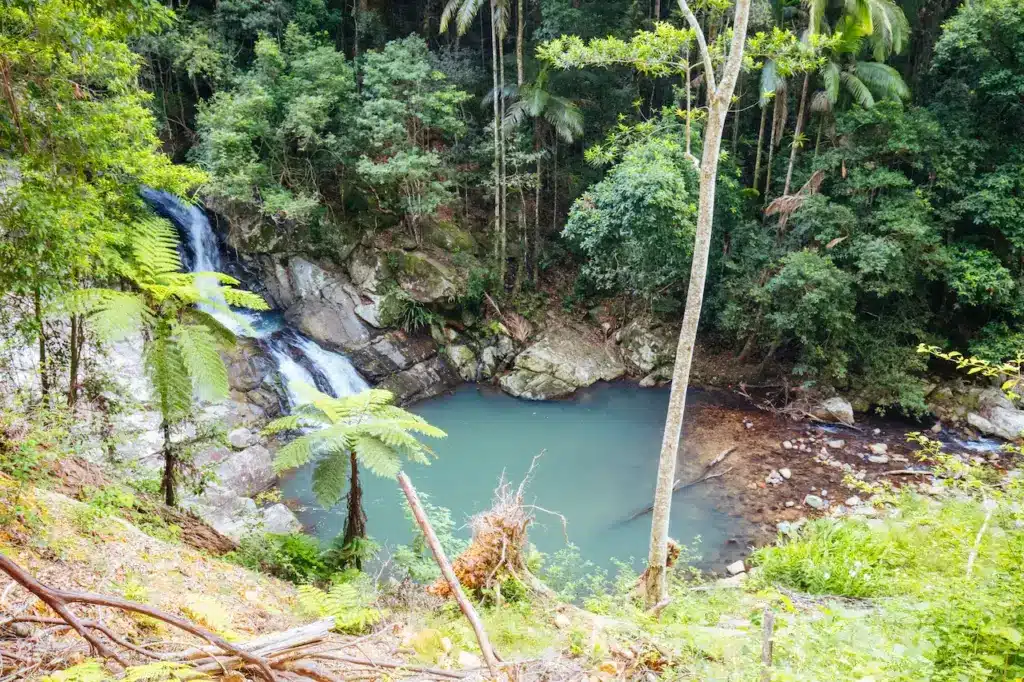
(812, 397, 855, 425)
(500, 324, 624, 401)
(348, 332, 438, 381)
(803, 494, 827, 510)
(726, 560, 746, 576)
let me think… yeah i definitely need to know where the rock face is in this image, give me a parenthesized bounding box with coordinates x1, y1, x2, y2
(223, 339, 283, 417)
(967, 388, 1024, 441)
(379, 355, 461, 404)
(499, 324, 624, 400)
(812, 397, 855, 425)
(616, 320, 676, 374)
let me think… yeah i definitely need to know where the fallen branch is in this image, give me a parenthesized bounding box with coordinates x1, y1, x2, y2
(301, 653, 466, 679)
(0, 552, 277, 681)
(397, 471, 500, 678)
(626, 446, 736, 522)
(881, 469, 934, 476)
(760, 608, 774, 682)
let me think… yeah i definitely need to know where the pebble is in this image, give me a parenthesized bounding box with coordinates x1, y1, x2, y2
(804, 494, 827, 510)
(827, 439, 846, 449)
(744, 420, 754, 429)
(868, 454, 890, 464)
(765, 470, 785, 485)
(785, 500, 795, 508)
(779, 467, 792, 480)
(873, 428, 881, 436)
(845, 496, 862, 506)
(554, 613, 571, 629)
(868, 443, 888, 455)
(783, 440, 793, 450)
(726, 559, 746, 576)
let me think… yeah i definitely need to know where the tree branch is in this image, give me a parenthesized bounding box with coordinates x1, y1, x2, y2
(678, 0, 717, 97)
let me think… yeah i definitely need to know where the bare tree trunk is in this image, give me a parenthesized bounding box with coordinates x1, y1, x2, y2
(764, 91, 782, 203)
(731, 74, 742, 157)
(646, 0, 751, 609)
(67, 314, 80, 407)
(34, 284, 49, 398)
(654, 0, 662, 19)
(396, 471, 500, 677)
(490, 2, 502, 274)
(752, 103, 768, 191)
(534, 151, 542, 285)
(342, 451, 367, 568)
(783, 72, 809, 196)
(516, 0, 525, 86)
(813, 116, 823, 158)
(551, 138, 558, 234)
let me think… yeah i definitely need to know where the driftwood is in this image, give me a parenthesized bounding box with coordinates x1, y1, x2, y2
(397, 471, 500, 678)
(626, 447, 737, 522)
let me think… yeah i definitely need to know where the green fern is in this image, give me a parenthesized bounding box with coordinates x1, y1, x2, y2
(42, 660, 207, 682)
(296, 579, 383, 633)
(265, 385, 446, 506)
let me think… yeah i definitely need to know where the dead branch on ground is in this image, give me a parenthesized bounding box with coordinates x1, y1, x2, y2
(626, 446, 736, 522)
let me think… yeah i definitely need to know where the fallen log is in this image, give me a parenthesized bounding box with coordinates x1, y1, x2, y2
(626, 447, 737, 522)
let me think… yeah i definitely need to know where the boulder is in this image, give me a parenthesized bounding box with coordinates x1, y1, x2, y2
(812, 397, 855, 425)
(616, 320, 675, 374)
(393, 251, 464, 304)
(196, 444, 276, 497)
(478, 335, 516, 379)
(228, 427, 254, 450)
(378, 356, 460, 405)
(446, 344, 480, 382)
(261, 504, 302, 535)
(500, 324, 624, 401)
(185, 484, 261, 540)
(348, 332, 439, 381)
(223, 338, 276, 393)
(968, 406, 1024, 441)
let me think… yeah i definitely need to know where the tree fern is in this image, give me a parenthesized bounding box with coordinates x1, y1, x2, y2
(265, 384, 446, 506)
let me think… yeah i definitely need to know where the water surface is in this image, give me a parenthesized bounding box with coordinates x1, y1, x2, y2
(281, 382, 753, 571)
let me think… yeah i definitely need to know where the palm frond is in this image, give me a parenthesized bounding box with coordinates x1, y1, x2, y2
(822, 61, 841, 104)
(854, 60, 910, 101)
(546, 97, 584, 142)
(456, 0, 487, 35)
(174, 323, 230, 402)
(841, 71, 875, 108)
(806, 0, 827, 35)
(867, 0, 909, 60)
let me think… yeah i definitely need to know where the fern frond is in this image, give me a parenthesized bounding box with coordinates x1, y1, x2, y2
(181, 308, 238, 347)
(174, 323, 230, 402)
(273, 433, 324, 472)
(70, 289, 150, 342)
(131, 217, 183, 281)
(352, 435, 402, 478)
(221, 287, 270, 311)
(145, 330, 192, 422)
(312, 452, 351, 506)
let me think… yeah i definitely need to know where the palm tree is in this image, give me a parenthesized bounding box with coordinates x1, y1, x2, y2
(265, 386, 446, 568)
(504, 68, 583, 284)
(753, 59, 785, 192)
(441, 0, 512, 285)
(781, 0, 909, 195)
(72, 217, 268, 506)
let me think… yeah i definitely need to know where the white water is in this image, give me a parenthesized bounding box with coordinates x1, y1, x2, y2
(143, 189, 368, 404)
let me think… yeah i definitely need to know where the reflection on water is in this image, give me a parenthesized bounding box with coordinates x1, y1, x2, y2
(281, 382, 755, 572)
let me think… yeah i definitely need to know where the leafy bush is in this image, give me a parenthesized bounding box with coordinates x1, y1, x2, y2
(393, 495, 468, 583)
(227, 531, 348, 584)
(296, 572, 382, 633)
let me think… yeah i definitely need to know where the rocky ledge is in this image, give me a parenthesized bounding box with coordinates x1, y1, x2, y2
(499, 323, 625, 400)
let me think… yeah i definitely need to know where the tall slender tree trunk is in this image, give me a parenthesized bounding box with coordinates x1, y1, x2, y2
(342, 451, 368, 568)
(516, 0, 525, 86)
(654, 0, 662, 19)
(731, 74, 742, 157)
(764, 92, 782, 203)
(34, 284, 49, 398)
(161, 421, 176, 507)
(499, 35, 508, 287)
(533, 125, 542, 286)
(813, 116, 823, 158)
(551, 139, 558, 234)
(646, 0, 751, 609)
(67, 314, 80, 408)
(490, 2, 502, 275)
(782, 72, 809, 196)
(752, 103, 768, 191)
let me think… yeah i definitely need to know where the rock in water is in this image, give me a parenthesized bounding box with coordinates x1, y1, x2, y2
(812, 397, 855, 425)
(966, 388, 1024, 441)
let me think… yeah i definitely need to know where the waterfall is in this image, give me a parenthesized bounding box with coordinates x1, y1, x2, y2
(143, 189, 368, 404)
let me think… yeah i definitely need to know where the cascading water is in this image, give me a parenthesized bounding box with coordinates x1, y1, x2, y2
(142, 189, 368, 404)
